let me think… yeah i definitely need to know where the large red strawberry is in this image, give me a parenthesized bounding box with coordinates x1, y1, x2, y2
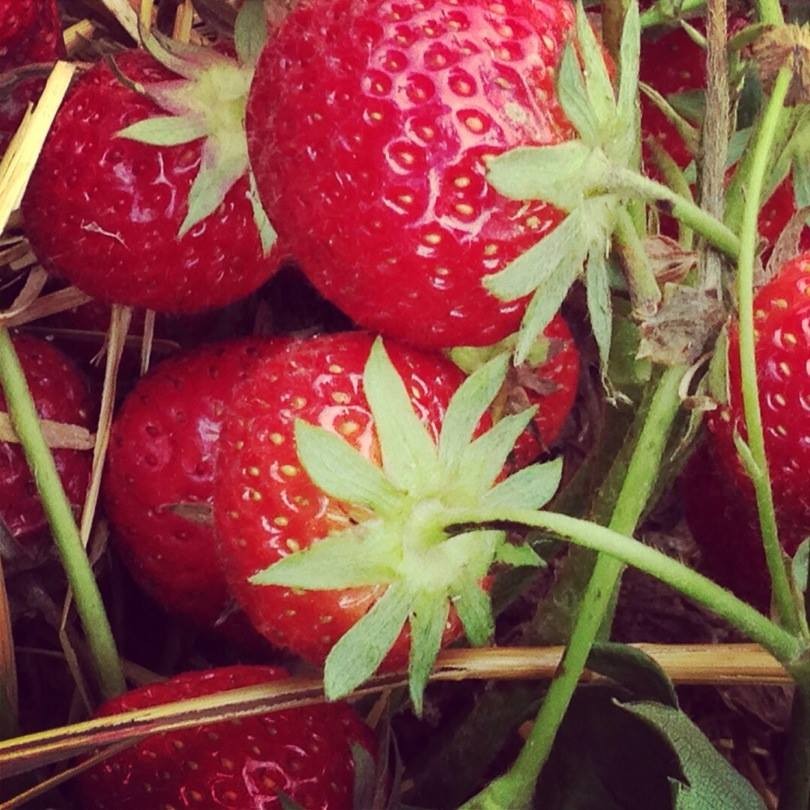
(707, 252, 810, 541)
(0, 0, 65, 151)
(23, 29, 280, 313)
(104, 340, 279, 631)
(247, 0, 580, 349)
(77, 665, 376, 810)
(0, 335, 92, 547)
(214, 332, 561, 707)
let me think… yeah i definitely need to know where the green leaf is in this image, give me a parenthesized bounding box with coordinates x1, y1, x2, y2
(363, 338, 440, 493)
(453, 580, 493, 646)
(351, 743, 377, 810)
(294, 420, 402, 514)
(575, 1, 616, 126)
(617, 0, 641, 126)
(586, 242, 613, 378)
(485, 206, 584, 301)
(588, 642, 678, 707)
(179, 136, 249, 236)
(557, 41, 600, 144)
(486, 142, 607, 211)
(408, 591, 449, 715)
(455, 409, 536, 497)
(117, 115, 208, 146)
(792, 537, 810, 595)
(494, 542, 543, 568)
(248, 169, 277, 255)
(795, 149, 810, 208)
(325, 583, 411, 699)
(621, 702, 766, 810)
(481, 458, 563, 510)
(438, 352, 509, 467)
(234, 0, 268, 67)
(250, 523, 397, 589)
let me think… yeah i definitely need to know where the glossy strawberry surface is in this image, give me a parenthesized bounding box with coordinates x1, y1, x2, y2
(105, 340, 277, 628)
(707, 252, 810, 535)
(214, 332, 467, 665)
(78, 665, 376, 810)
(248, 0, 577, 348)
(23, 50, 279, 313)
(0, 335, 92, 544)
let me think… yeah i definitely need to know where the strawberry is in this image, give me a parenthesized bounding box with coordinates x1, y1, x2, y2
(214, 332, 561, 708)
(706, 252, 810, 545)
(104, 339, 278, 631)
(77, 665, 376, 810)
(0, 0, 65, 151)
(0, 335, 92, 547)
(23, 24, 280, 313)
(246, 0, 578, 349)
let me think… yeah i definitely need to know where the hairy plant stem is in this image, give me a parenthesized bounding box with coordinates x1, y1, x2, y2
(610, 169, 741, 258)
(639, 0, 706, 28)
(735, 65, 801, 637)
(0, 329, 125, 700)
(459, 365, 687, 810)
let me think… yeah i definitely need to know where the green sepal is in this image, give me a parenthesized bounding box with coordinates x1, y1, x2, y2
(586, 241, 613, 379)
(364, 338, 440, 493)
(574, 1, 616, 126)
(408, 591, 450, 715)
(557, 41, 600, 145)
(117, 115, 208, 146)
(455, 408, 537, 498)
(234, 0, 269, 67)
(481, 458, 563, 511)
(248, 169, 277, 255)
(438, 352, 510, 467)
(617, 1, 641, 143)
(140, 28, 233, 80)
(324, 583, 411, 700)
(249, 523, 398, 589)
(294, 420, 403, 514)
(494, 542, 543, 568)
(453, 580, 494, 646)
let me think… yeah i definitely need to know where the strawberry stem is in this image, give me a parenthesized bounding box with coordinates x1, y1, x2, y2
(735, 65, 802, 638)
(0, 328, 125, 700)
(459, 364, 689, 809)
(639, 0, 706, 29)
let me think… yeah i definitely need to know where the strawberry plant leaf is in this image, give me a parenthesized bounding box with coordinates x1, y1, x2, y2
(453, 580, 494, 646)
(325, 583, 411, 700)
(248, 170, 277, 254)
(363, 339, 440, 493)
(494, 542, 543, 567)
(617, 0, 641, 129)
(574, 1, 616, 126)
(455, 410, 537, 497)
(294, 420, 402, 514)
(481, 458, 563, 510)
(408, 591, 450, 715)
(351, 743, 378, 810)
(586, 242, 614, 378)
(117, 115, 208, 146)
(438, 352, 509, 467)
(620, 702, 766, 809)
(557, 41, 600, 144)
(250, 524, 398, 588)
(791, 537, 810, 595)
(234, 0, 268, 67)
(589, 642, 677, 707)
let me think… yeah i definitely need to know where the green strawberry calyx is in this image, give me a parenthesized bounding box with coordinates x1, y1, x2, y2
(251, 337, 563, 712)
(115, 0, 275, 252)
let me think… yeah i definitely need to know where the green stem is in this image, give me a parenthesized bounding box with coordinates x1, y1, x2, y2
(753, 0, 784, 24)
(460, 366, 687, 810)
(735, 66, 801, 637)
(639, 0, 706, 28)
(614, 207, 662, 319)
(611, 169, 741, 258)
(778, 674, 810, 810)
(0, 330, 125, 700)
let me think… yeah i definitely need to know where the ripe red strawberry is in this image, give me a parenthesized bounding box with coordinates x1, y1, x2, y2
(0, 335, 92, 546)
(214, 332, 468, 666)
(247, 0, 580, 349)
(23, 40, 280, 313)
(707, 252, 810, 542)
(77, 665, 376, 810)
(0, 0, 65, 151)
(104, 340, 279, 631)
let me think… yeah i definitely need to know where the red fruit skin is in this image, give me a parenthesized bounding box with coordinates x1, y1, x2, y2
(707, 252, 810, 539)
(77, 665, 376, 810)
(508, 313, 579, 470)
(0, 335, 92, 544)
(215, 332, 467, 666)
(248, 0, 579, 349)
(105, 340, 280, 629)
(22, 50, 280, 313)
